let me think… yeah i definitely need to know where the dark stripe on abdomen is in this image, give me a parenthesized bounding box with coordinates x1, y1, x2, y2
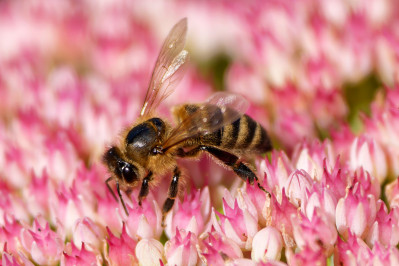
(221, 119, 240, 149)
(236, 115, 257, 149)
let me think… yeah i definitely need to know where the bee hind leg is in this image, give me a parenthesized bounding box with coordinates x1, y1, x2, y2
(162, 167, 181, 226)
(197, 146, 269, 193)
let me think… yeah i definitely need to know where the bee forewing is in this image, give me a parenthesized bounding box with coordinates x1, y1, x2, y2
(161, 50, 189, 83)
(141, 18, 188, 116)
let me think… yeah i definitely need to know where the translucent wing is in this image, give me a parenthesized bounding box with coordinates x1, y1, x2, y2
(162, 92, 249, 152)
(141, 18, 189, 116)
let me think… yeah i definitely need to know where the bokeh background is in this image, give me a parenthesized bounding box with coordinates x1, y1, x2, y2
(1, 0, 399, 265)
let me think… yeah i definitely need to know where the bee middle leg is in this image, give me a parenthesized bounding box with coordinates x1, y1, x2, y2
(162, 167, 181, 225)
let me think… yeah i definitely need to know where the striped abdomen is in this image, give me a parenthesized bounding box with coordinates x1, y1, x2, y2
(174, 104, 272, 155)
(204, 114, 272, 154)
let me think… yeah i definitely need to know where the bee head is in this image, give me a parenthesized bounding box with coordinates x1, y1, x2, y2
(103, 146, 139, 185)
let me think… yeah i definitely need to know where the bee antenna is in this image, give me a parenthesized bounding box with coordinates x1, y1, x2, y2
(116, 181, 130, 216)
(105, 177, 118, 202)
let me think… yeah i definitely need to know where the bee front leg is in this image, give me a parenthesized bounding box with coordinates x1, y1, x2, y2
(116, 181, 130, 216)
(105, 177, 118, 202)
(138, 172, 153, 206)
(162, 167, 181, 226)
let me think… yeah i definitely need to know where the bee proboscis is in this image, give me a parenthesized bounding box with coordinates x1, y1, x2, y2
(103, 18, 272, 222)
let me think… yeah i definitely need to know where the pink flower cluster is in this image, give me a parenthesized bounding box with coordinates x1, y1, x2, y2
(1, 0, 399, 265)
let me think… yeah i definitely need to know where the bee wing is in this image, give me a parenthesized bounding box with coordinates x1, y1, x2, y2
(141, 18, 189, 116)
(162, 92, 249, 152)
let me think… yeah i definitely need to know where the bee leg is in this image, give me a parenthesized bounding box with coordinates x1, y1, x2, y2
(116, 181, 130, 216)
(138, 172, 153, 206)
(106, 177, 118, 202)
(162, 167, 181, 226)
(199, 146, 268, 193)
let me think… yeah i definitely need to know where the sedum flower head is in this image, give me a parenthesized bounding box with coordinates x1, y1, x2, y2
(1, 0, 399, 265)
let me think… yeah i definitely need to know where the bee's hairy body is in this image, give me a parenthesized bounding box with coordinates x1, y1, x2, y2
(109, 103, 271, 188)
(102, 18, 272, 223)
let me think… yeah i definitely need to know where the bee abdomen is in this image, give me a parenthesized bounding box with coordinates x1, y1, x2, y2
(219, 115, 272, 153)
(176, 104, 272, 154)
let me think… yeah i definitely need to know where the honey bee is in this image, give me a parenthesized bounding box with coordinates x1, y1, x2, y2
(103, 18, 272, 221)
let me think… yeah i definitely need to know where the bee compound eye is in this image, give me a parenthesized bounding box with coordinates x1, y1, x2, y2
(122, 164, 137, 183)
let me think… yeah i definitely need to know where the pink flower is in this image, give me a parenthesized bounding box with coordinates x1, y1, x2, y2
(286, 246, 326, 266)
(41, 130, 82, 184)
(336, 184, 377, 239)
(1, 243, 29, 266)
(20, 217, 64, 265)
(268, 190, 298, 248)
(350, 168, 381, 200)
(72, 217, 104, 251)
(2, 129, 34, 189)
(244, 179, 269, 226)
(339, 230, 399, 265)
(284, 169, 313, 207)
(22, 170, 52, 217)
(366, 201, 399, 247)
(61, 242, 102, 266)
(292, 210, 337, 256)
(165, 229, 198, 266)
(350, 136, 388, 184)
(224, 258, 261, 266)
(94, 189, 121, 233)
(320, 158, 348, 201)
(105, 224, 137, 266)
(370, 242, 399, 265)
(122, 193, 163, 240)
(0, 214, 23, 255)
(211, 196, 258, 250)
(164, 187, 211, 237)
(200, 227, 243, 264)
(51, 184, 90, 237)
(0, 181, 29, 223)
(71, 164, 110, 211)
(135, 238, 164, 266)
(336, 232, 372, 265)
(364, 89, 399, 177)
(251, 226, 283, 262)
(259, 151, 293, 198)
(302, 185, 337, 223)
(223, 188, 259, 229)
(292, 140, 335, 182)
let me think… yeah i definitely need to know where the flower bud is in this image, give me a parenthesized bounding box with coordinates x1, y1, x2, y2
(251, 226, 283, 262)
